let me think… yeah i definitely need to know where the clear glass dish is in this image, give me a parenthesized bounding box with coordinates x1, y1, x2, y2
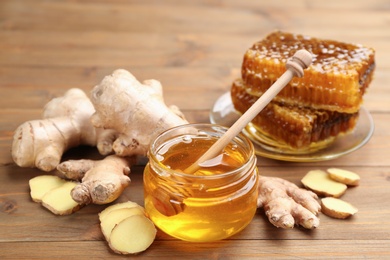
(209, 92, 375, 162)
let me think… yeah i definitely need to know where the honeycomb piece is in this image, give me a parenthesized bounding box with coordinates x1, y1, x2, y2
(242, 31, 375, 113)
(231, 80, 359, 149)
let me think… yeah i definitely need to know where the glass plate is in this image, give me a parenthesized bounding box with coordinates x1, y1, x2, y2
(209, 92, 375, 162)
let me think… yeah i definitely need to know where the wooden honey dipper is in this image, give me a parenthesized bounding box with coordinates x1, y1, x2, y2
(185, 49, 313, 174)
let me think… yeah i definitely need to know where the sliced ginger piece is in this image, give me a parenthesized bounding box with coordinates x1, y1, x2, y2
(99, 201, 141, 222)
(41, 181, 81, 215)
(327, 168, 360, 186)
(100, 207, 145, 240)
(108, 214, 157, 254)
(29, 175, 67, 202)
(301, 170, 347, 198)
(321, 197, 358, 219)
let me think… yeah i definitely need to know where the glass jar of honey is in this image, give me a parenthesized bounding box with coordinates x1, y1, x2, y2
(143, 123, 259, 242)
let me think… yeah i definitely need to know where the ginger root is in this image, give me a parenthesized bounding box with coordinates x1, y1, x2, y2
(99, 201, 156, 254)
(29, 175, 82, 215)
(12, 88, 117, 172)
(57, 155, 132, 205)
(90, 69, 188, 157)
(56, 159, 97, 181)
(257, 176, 321, 229)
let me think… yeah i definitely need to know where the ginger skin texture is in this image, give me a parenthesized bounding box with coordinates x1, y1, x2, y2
(12, 88, 117, 172)
(257, 176, 321, 229)
(90, 69, 188, 157)
(57, 155, 132, 205)
(56, 159, 97, 181)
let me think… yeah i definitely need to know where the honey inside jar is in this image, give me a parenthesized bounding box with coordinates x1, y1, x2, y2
(144, 124, 259, 242)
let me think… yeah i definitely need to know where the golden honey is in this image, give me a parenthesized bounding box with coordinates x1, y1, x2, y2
(143, 124, 259, 242)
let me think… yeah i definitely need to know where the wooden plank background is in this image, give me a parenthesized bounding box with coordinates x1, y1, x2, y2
(1, 0, 390, 259)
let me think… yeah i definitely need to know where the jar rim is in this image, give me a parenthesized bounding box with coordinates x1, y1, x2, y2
(148, 123, 256, 180)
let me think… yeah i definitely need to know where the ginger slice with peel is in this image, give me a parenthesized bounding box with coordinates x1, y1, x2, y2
(327, 168, 360, 186)
(321, 197, 358, 219)
(100, 207, 145, 240)
(99, 201, 141, 222)
(301, 170, 347, 198)
(29, 175, 67, 202)
(41, 181, 81, 215)
(99, 201, 157, 254)
(108, 215, 157, 255)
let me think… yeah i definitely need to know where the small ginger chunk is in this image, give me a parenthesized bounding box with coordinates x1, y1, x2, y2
(321, 197, 358, 219)
(62, 155, 132, 205)
(257, 176, 321, 229)
(301, 170, 347, 197)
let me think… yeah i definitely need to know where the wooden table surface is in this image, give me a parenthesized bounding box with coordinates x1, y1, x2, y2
(1, 0, 390, 259)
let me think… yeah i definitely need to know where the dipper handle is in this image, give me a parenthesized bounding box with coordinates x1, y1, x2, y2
(184, 49, 313, 174)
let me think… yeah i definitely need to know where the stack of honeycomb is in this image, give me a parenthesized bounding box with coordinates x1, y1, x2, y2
(231, 31, 375, 150)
